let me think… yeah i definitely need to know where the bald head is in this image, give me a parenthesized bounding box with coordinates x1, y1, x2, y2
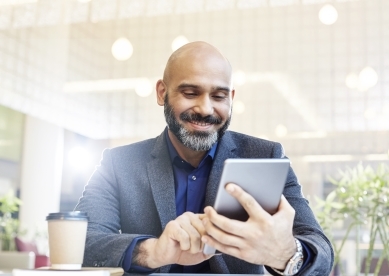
(163, 41, 232, 85)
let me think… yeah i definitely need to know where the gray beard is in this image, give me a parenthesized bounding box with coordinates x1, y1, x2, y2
(176, 124, 218, 151)
(164, 94, 231, 152)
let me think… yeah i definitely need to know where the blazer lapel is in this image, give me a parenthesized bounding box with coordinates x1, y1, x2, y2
(146, 131, 176, 273)
(147, 131, 176, 230)
(205, 131, 239, 207)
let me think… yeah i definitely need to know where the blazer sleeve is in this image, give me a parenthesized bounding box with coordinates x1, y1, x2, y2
(74, 148, 148, 268)
(268, 142, 334, 275)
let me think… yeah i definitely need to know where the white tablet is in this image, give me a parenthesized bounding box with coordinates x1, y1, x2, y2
(203, 158, 290, 255)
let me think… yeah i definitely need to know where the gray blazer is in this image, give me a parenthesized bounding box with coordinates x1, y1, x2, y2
(75, 129, 333, 275)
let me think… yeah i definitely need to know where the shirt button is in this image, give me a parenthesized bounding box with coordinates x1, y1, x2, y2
(192, 175, 196, 180)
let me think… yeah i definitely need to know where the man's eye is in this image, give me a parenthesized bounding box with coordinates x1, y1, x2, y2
(183, 92, 197, 97)
(213, 94, 227, 100)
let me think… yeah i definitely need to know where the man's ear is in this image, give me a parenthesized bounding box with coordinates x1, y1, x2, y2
(156, 79, 166, 106)
(231, 89, 235, 100)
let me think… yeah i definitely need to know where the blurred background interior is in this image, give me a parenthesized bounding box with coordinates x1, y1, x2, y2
(0, 0, 388, 274)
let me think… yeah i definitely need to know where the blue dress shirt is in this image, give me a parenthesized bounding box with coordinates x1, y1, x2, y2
(165, 130, 217, 273)
(122, 129, 312, 274)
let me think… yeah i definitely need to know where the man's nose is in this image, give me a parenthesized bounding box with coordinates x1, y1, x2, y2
(193, 95, 214, 116)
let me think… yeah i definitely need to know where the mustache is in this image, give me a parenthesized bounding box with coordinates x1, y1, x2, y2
(180, 112, 222, 125)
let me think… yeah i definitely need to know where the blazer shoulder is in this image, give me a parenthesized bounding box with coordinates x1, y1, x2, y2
(227, 131, 284, 158)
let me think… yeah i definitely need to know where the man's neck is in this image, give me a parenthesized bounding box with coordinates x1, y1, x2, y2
(167, 130, 207, 168)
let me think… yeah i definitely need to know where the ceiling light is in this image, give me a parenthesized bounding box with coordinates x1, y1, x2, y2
(171, 35, 189, 51)
(358, 66, 378, 91)
(318, 4, 338, 25)
(111, 38, 133, 61)
(275, 124, 288, 137)
(135, 79, 153, 97)
(233, 70, 247, 86)
(233, 100, 245, 114)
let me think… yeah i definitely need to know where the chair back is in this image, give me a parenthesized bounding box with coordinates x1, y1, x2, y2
(14, 237, 39, 254)
(14, 237, 50, 268)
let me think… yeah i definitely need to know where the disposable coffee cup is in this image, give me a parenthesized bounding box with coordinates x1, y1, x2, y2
(46, 211, 89, 270)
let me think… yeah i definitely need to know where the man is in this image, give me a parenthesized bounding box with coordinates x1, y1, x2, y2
(75, 41, 333, 275)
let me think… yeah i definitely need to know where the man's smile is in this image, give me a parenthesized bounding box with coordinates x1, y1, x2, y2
(187, 120, 215, 131)
(189, 121, 213, 126)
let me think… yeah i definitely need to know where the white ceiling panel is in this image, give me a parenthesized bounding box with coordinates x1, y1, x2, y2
(0, 0, 387, 141)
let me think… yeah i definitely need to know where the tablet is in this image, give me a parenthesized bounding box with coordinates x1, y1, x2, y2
(203, 158, 290, 255)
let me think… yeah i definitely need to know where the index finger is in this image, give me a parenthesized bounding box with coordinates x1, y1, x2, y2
(225, 183, 271, 221)
(182, 212, 207, 236)
(177, 212, 206, 252)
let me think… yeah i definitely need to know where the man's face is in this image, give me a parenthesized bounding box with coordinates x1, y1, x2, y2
(158, 52, 234, 151)
(164, 92, 232, 151)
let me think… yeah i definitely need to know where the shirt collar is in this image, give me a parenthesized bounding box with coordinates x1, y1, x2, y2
(164, 127, 218, 164)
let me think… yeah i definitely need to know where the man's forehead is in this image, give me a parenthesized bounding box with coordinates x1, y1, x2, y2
(176, 83, 232, 92)
(170, 65, 233, 90)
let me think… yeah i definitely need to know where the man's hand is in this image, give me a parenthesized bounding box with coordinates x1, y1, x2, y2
(201, 183, 296, 270)
(134, 212, 213, 269)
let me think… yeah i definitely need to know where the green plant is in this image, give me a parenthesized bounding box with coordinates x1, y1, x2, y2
(315, 163, 389, 276)
(0, 190, 22, 251)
